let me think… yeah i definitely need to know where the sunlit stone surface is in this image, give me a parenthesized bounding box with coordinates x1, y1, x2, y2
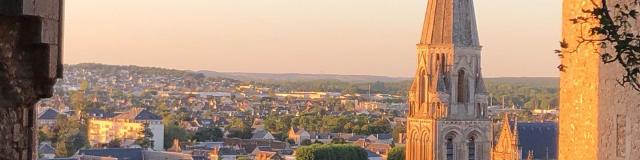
(560, 0, 640, 159)
(406, 0, 491, 159)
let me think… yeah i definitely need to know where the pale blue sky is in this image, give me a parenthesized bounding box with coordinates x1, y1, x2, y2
(64, 0, 562, 77)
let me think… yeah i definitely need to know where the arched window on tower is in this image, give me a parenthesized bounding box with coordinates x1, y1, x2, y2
(476, 103, 481, 118)
(468, 136, 476, 160)
(446, 134, 455, 160)
(457, 70, 468, 104)
(419, 70, 426, 103)
(441, 54, 446, 74)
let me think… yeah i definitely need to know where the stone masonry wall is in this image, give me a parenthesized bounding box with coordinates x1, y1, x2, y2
(561, 0, 640, 159)
(0, 1, 62, 159)
(560, 0, 600, 159)
(597, 1, 640, 159)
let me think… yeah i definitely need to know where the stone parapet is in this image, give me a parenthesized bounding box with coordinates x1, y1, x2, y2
(0, 0, 63, 159)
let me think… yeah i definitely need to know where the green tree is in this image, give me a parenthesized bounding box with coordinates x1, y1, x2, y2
(53, 115, 88, 157)
(226, 119, 252, 139)
(295, 144, 367, 160)
(79, 79, 90, 90)
(70, 90, 86, 118)
(135, 123, 154, 150)
(193, 127, 223, 142)
(301, 139, 313, 146)
(331, 138, 346, 144)
(164, 124, 190, 149)
(367, 118, 391, 134)
(387, 146, 405, 160)
(392, 124, 406, 143)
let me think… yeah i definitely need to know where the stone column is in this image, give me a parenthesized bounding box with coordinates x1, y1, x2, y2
(0, 0, 63, 159)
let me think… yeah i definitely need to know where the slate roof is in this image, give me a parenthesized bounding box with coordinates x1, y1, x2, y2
(85, 108, 115, 118)
(223, 138, 288, 153)
(114, 108, 161, 121)
(517, 122, 558, 160)
(38, 143, 55, 154)
(196, 119, 214, 126)
(347, 135, 368, 142)
(38, 108, 60, 120)
(366, 150, 381, 158)
(218, 147, 239, 156)
(192, 155, 207, 160)
(310, 133, 333, 139)
(291, 128, 308, 135)
(78, 148, 144, 160)
(277, 149, 294, 156)
(371, 133, 393, 140)
(251, 130, 272, 139)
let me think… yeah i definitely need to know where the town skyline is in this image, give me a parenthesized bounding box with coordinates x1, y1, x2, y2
(64, 0, 561, 77)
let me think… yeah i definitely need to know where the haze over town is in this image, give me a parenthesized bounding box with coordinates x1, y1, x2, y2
(63, 0, 561, 77)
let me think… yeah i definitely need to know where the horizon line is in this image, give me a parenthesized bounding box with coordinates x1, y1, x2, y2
(65, 62, 560, 79)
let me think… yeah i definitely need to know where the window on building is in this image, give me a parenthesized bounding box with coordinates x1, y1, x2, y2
(468, 136, 476, 160)
(476, 103, 482, 118)
(420, 70, 426, 103)
(441, 54, 446, 74)
(446, 135, 455, 160)
(457, 70, 468, 104)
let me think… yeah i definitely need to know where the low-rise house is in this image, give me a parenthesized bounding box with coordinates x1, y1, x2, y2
(365, 143, 392, 159)
(38, 143, 56, 159)
(252, 130, 275, 140)
(366, 134, 393, 144)
(209, 147, 240, 160)
(287, 128, 310, 145)
(37, 108, 61, 128)
(87, 108, 164, 151)
(74, 148, 193, 160)
(180, 120, 200, 132)
(251, 146, 274, 156)
(255, 151, 284, 160)
(366, 150, 383, 160)
(309, 133, 334, 144)
(223, 138, 289, 154)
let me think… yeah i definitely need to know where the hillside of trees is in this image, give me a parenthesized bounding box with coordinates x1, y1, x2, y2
(485, 77, 559, 109)
(66, 64, 559, 109)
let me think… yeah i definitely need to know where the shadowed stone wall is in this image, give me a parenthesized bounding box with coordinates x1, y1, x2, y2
(0, 0, 62, 159)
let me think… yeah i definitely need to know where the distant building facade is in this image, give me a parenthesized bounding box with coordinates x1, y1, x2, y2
(287, 127, 310, 145)
(88, 108, 164, 151)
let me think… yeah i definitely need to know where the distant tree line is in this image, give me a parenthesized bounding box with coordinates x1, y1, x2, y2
(486, 82, 558, 109)
(256, 80, 411, 97)
(295, 144, 368, 160)
(263, 114, 392, 137)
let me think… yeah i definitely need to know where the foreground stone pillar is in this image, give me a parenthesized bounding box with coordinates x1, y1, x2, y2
(561, 0, 640, 159)
(0, 1, 63, 159)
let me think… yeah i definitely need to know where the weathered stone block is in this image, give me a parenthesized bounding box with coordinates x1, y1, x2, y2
(34, 0, 60, 20)
(39, 19, 59, 44)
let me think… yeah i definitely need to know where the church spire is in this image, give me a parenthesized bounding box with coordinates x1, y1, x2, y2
(492, 113, 520, 160)
(420, 0, 480, 47)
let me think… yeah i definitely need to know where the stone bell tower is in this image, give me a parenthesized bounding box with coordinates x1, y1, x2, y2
(406, 0, 491, 159)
